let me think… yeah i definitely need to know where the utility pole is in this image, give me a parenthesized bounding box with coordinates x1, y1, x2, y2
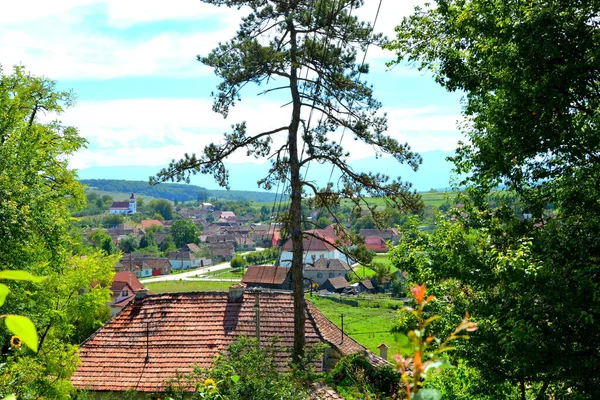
(340, 313, 345, 344)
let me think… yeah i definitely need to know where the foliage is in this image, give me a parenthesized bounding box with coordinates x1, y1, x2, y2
(0, 65, 117, 398)
(327, 353, 400, 399)
(388, 1, 600, 397)
(229, 256, 247, 270)
(148, 199, 174, 220)
(89, 229, 117, 255)
(81, 179, 210, 203)
(170, 219, 201, 248)
(118, 235, 139, 253)
(102, 214, 124, 228)
(165, 336, 306, 400)
(244, 247, 279, 265)
(393, 284, 476, 399)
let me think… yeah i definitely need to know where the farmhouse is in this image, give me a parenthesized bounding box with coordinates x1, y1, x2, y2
(71, 287, 387, 394)
(304, 258, 351, 286)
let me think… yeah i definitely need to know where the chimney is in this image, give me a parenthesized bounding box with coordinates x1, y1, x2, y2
(228, 283, 246, 303)
(135, 288, 149, 300)
(377, 343, 389, 361)
(326, 260, 330, 269)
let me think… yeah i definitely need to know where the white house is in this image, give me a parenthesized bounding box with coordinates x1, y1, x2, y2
(109, 193, 137, 215)
(279, 228, 352, 267)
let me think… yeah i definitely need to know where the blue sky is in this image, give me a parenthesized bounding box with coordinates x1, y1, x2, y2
(0, 0, 464, 189)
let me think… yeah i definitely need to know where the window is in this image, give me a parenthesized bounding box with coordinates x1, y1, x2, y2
(329, 272, 334, 278)
(317, 273, 323, 278)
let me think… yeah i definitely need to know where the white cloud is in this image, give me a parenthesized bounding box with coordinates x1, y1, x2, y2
(61, 96, 462, 169)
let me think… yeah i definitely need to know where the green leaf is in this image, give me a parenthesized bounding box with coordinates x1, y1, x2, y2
(0, 284, 9, 306)
(394, 332, 413, 356)
(414, 388, 441, 400)
(5, 315, 38, 352)
(425, 359, 454, 373)
(231, 375, 240, 383)
(0, 270, 45, 283)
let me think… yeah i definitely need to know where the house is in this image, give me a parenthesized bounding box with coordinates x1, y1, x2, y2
(167, 244, 209, 270)
(109, 271, 145, 315)
(280, 227, 352, 267)
(207, 242, 235, 262)
(135, 219, 164, 233)
(320, 276, 351, 293)
(71, 287, 387, 394)
(304, 258, 351, 287)
(364, 237, 388, 253)
(359, 228, 400, 245)
(234, 234, 256, 251)
(109, 193, 136, 215)
(117, 255, 172, 277)
(357, 279, 375, 294)
(241, 265, 291, 290)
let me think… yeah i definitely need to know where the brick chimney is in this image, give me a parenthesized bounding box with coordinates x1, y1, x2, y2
(228, 283, 246, 303)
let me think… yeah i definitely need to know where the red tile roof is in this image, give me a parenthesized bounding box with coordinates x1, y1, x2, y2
(241, 265, 290, 285)
(138, 220, 164, 230)
(113, 271, 145, 291)
(72, 291, 373, 393)
(310, 259, 350, 272)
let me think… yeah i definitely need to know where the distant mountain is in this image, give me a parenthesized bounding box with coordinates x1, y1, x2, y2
(76, 150, 458, 194)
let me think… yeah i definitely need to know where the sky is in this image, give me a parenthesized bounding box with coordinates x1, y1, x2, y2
(0, 0, 465, 190)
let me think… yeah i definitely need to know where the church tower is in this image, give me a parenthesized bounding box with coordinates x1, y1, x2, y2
(129, 193, 136, 214)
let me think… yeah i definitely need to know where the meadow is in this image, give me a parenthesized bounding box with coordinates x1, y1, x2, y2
(308, 294, 400, 354)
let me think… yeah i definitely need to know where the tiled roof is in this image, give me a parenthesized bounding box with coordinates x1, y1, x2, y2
(360, 280, 375, 290)
(307, 382, 345, 399)
(281, 231, 336, 252)
(241, 265, 290, 285)
(138, 220, 164, 230)
(110, 202, 130, 209)
(310, 259, 350, 272)
(185, 243, 201, 253)
(323, 276, 350, 290)
(72, 291, 370, 393)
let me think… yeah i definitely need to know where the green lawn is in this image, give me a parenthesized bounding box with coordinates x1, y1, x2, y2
(146, 280, 234, 293)
(308, 295, 399, 354)
(211, 268, 245, 278)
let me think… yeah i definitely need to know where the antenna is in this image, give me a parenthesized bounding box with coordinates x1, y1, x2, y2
(340, 313, 345, 344)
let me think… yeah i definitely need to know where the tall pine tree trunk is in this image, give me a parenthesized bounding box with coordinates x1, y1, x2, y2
(289, 25, 306, 362)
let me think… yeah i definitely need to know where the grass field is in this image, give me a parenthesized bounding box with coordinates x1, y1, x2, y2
(308, 295, 399, 354)
(146, 280, 234, 293)
(253, 190, 459, 212)
(211, 268, 245, 278)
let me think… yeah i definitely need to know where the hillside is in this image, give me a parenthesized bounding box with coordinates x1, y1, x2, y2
(80, 179, 278, 203)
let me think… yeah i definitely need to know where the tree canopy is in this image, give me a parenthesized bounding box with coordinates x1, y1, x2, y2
(388, 1, 600, 397)
(0, 65, 116, 398)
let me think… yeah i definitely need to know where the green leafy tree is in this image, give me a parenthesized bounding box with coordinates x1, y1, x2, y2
(118, 235, 139, 254)
(0, 65, 116, 398)
(388, 1, 600, 397)
(149, 199, 174, 220)
(152, 0, 422, 361)
(89, 229, 117, 255)
(102, 214, 124, 228)
(170, 219, 201, 248)
(230, 256, 247, 270)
